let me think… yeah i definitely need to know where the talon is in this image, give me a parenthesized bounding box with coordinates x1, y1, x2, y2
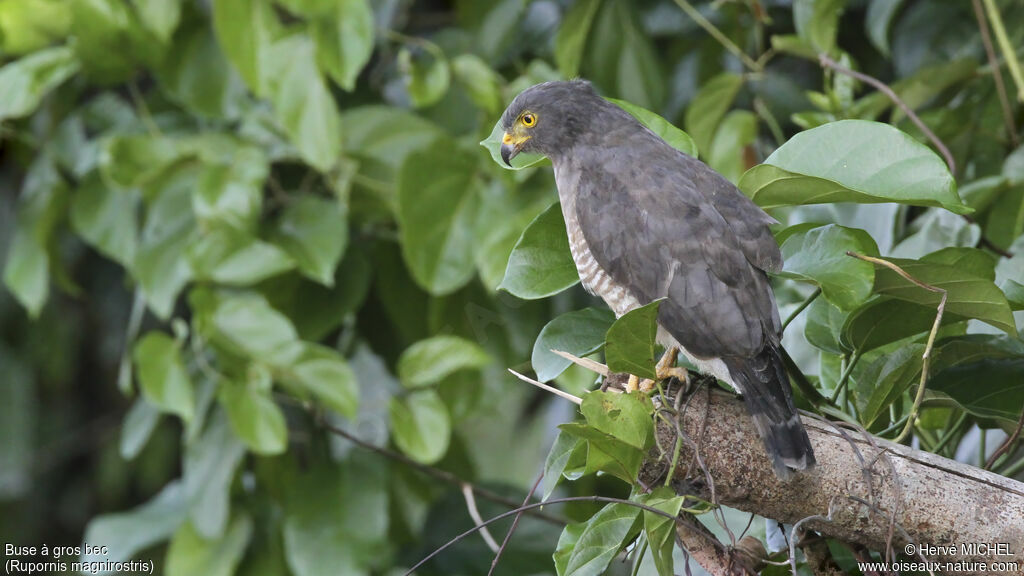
(625, 374, 640, 393)
(655, 346, 689, 382)
(638, 378, 656, 393)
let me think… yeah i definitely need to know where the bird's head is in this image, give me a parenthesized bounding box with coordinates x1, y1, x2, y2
(499, 80, 601, 166)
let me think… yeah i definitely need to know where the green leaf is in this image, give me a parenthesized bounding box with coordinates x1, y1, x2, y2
(858, 344, 924, 426)
(0, 46, 79, 121)
(739, 120, 970, 215)
(533, 307, 616, 382)
(310, 0, 374, 91)
(562, 503, 642, 576)
(397, 146, 480, 295)
(182, 410, 246, 539)
(604, 300, 662, 380)
(220, 382, 288, 455)
(166, 514, 253, 576)
(983, 184, 1024, 250)
(871, 257, 1016, 334)
(100, 133, 182, 189)
(212, 0, 278, 95)
(389, 390, 450, 464)
(210, 292, 300, 363)
(541, 430, 583, 500)
(133, 332, 195, 422)
(70, 173, 138, 267)
(451, 54, 503, 114)
(480, 118, 548, 170)
(842, 297, 958, 353)
(272, 196, 347, 286)
(397, 335, 490, 388)
(866, 0, 905, 57)
(922, 247, 996, 281)
(793, 0, 845, 54)
(684, 73, 744, 157)
(187, 227, 296, 286)
(81, 481, 187, 565)
(192, 147, 267, 232)
(119, 397, 160, 460)
(0, 0, 71, 55)
(70, 0, 139, 84)
(399, 47, 450, 108)
(805, 298, 849, 355)
(580, 390, 654, 450)
(558, 422, 644, 484)
(154, 22, 244, 119)
(554, 0, 602, 78)
(280, 344, 359, 418)
(264, 33, 343, 172)
(777, 224, 879, 310)
(931, 335, 1024, 374)
(499, 202, 580, 299)
(930, 359, 1024, 423)
(554, 523, 586, 576)
(2, 226, 50, 318)
(607, 97, 698, 158)
(130, 0, 180, 43)
(707, 110, 758, 183)
(636, 488, 686, 576)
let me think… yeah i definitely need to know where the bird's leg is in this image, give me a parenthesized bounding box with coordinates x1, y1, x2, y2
(655, 346, 689, 382)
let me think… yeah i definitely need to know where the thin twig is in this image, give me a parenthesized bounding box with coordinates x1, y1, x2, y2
(846, 252, 947, 444)
(819, 55, 956, 175)
(487, 473, 543, 576)
(672, 0, 762, 72)
(316, 415, 565, 525)
(552, 349, 610, 377)
(461, 483, 500, 553)
(508, 369, 583, 405)
(986, 406, 1024, 470)
(828, 352, 861, 404)
(981, 0, 1024, 103)
(402, 495, 708, 576)
(973, 0, 1019, 147)
(781, 287, 821, 333)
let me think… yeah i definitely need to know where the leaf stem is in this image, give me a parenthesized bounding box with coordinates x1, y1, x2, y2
(829, 352, 860, 404)
(972, 0, 1019, 147)
(671, 0, 762, 72)
(781, 287, 821, 333)
(981, 0, 1024, 103)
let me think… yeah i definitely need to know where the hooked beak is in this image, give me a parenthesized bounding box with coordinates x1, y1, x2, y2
(500, 130, 529, 166)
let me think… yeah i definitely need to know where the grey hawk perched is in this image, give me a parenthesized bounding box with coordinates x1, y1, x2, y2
(499, 80, 815, 477)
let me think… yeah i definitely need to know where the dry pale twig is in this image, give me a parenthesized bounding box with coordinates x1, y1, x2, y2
(507, 368, 583, 405)
(552, 348, 610, 376)
(461, 483, 500, 553)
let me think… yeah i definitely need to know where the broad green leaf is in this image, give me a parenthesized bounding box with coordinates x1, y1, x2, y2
(283, 454, 388, 576)
(182, 410, 246, 539)
(0, 0, 71, 55)
(607, 0, 663, 112)
(636, 488, 686, 576)
(922, 247, 996, 281)
(343, 106, 444, 171)
(155, 23, 245, 119)
(2, 227, 50, 318)
(480, 119, 548, 170)
(210, 292, 299, 363)
(100, 133, 183, 189)
(931, 335, 1024, 374)
(389, 390, 450, 464)
(960, 176, 1009, 214)
(871, 257, 1016, 334)
(580, 390, 654, 451)
(397, 335, 490, 388)
(166, 514, 253, 576)
(541, 430, 583, 501)
(997, 253, 1024, 310)
(133, 332, 195, 422)
(858, 344, 924, 426)
(119, 397, 160, 460)
(930, 359, 1024, 423)
(983, 184, 1024, 250)
(604, 300, 662, 380)
(533, 307, 616, 382)
(399, 47, 450, 109)
(70, 173, 138, 267)
(130, 0, 180, 43)
(865, 0, 905, 57)
(793, 0, 845, 54)
(397, 146, 479, 295)
(740, 120, 969, 214)
(554, 0, 601, 78)
(707, 110, 758, 183)
(220, 382, 288, 455)
(499, 202, 579, 299)
(192, 147, 267, 232)
(280, 344, 359, 418)
(684, 73, 744, 157)
(212, 0, 278, 95)
(0, 46, 79, 121)
(777, 224, 879, 310)
(187, 227, 295, 286)
(81, 481, 188, 565)
(842, 297, 960, 353)
(272, 196, 347, 286)
(554, 523, 586, 576)
(805, 298, 849, 355)
(451, 54, 503, 114)
(608, 97, 698, 158)
(70, 0, 138, 84)
(264, 33, 342, 172)
(310, 0, 374, 91)
(562, 503, 642, 576)
(559, 422, 644, 484)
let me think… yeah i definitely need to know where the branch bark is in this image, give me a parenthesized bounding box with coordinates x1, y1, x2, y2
(640, 388, 1024, 574)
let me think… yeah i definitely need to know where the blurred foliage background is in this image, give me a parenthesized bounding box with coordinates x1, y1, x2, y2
(0, 0, 1023, 574)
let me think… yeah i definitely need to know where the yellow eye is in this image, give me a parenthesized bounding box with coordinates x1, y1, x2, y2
(522, 113, 536, 127)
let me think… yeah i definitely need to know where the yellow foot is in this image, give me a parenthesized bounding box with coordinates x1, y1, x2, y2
(655, 346, 689, 383)
(625, 374, 640, 393)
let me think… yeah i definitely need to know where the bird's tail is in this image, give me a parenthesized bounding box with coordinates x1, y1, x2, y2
(722, 342, 816, 479)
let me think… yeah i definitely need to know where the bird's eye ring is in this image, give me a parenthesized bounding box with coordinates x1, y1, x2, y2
(522, 113, 536, 127)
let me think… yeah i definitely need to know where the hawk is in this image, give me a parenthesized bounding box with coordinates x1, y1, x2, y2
(499, 80, 815, 477)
